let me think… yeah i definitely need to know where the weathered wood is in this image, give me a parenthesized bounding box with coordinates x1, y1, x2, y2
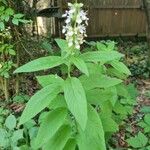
(143, 0, 150, 70)
(27, 0, 147, 37)
(61, 0, 147, 37)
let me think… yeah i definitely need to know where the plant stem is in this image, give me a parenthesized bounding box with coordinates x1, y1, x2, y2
(15, 41, 20, 95)
(4, 78, 9, 101)
(0, 77, 4, 94)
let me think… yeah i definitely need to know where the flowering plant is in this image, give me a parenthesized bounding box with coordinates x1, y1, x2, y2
(62, 2, 88, 50)
(14, 2, 132, 150)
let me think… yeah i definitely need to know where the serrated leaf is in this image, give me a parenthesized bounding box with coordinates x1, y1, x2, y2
(5, 114, 16, 130)
(19, 84, 61, 125)
(80, 51, 123, 63)
(77, 106, 106, 150)
(36, 74, 64, 87)
(80, 74, 122, 91)
(110, 61, 131, 75)
(44, 125, 71, 150)
(35, 108, 68, 148)
(126, 132, 148, 148)
(71, 57, 89, 76)
(64, 77, 87, 130)
(14, 56, 63, 73)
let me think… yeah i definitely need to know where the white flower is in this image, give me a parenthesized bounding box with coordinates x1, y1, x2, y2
(68, 3, 73, 7)
(62, 2, 89, 50)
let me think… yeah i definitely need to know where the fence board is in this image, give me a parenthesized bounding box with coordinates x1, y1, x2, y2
(61, 0, 146, 37)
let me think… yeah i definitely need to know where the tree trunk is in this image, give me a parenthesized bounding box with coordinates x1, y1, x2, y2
(143, 0, 150, 73)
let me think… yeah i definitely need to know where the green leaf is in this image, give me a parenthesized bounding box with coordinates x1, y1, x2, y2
(49, 95, 67, 109)
(44, 125, 71, 150)
(77, 106, 106, 150)
(35, 108, 68, 148)
(86, 63, 104, 75)
(138, 121, 150, 133)
(86, 88, 115, 105)
(63, 138, 76, 150)
(36, 74, 64, 87)
(9, 49, 16, 55)
(1, 14, 9, 22)
(80, 51, 123, 63)
(29, 126, 38, 140)
(5, 8, 14, 15)
(19, 84, 61, 125)
(127, 84, 138, 100)
(24, 119, 36, 130)
(0, 22, 5, 31)
(11, 129, 23, 145)
(116, 83, 129, 98)
(107, 68, 127, 79)
(107, 41, 116, 51)
(100, 115, 119, 133)
(126, 132, 148, 148)
(55, 39, 68, 52)
(71, 57, 89, 76)
(0, 129, 8, 148)
(144, 114, 150, 125)
(113, 101, 128, 115)
(64, 77, 87, 130)
(96, 42, 107, 51)
(80, 74, 122, 91)
(55, 39, 69, 57)
(110, 60, 131, 75)
(41, 40, 53, 54)
(5, 114, 16, 130)
(141, 106, 150, 113)
(18, 19, 30, 24)
(12, 18, 19, 25)
(100, 101, 113, 117)
(14, 13, 24, 18)
(14, 56, 63, 73)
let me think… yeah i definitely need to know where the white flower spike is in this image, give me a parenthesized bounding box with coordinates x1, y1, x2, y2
(62, 2, 88, 50)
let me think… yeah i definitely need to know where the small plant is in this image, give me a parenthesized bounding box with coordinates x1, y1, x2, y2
(0, 114, 23, 149)
(0, 0, 30, 100)
(125, 42, 150, 79)
(14, 2, 135, 150)
(126, 132, 149, 149)
(0, 113, 38, 149)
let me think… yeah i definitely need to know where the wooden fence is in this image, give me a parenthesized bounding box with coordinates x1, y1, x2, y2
(35, 0, 147, 37)
(60, 0, 147, 37)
